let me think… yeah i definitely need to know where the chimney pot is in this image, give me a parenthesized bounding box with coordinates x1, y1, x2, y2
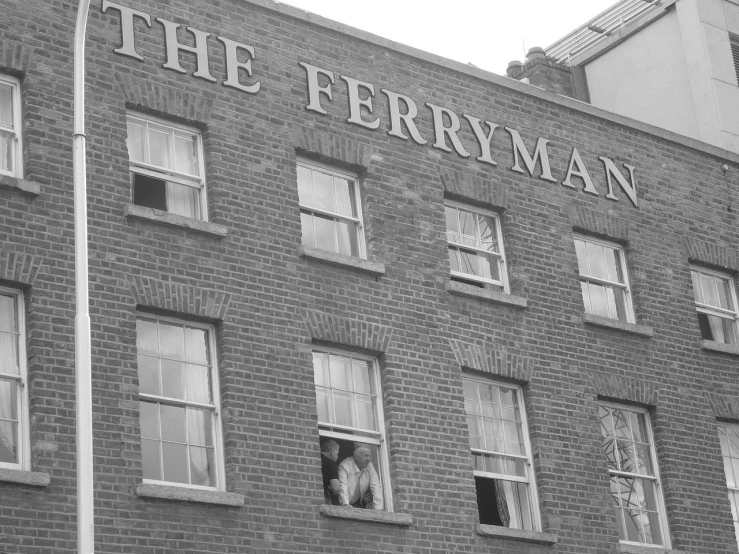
(506, 60, 523, 77)
(526, 46, 546, 61)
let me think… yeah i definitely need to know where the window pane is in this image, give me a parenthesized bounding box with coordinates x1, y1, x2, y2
(141, 438, 161, 480)
(312, 170, 335, 212)
(0, 84, 13, 126)
(137, 354, 160, 396)
(161, 359, 186, 400)
(139, 401, 160, 440)
(185, 328, 209, 365)
(166, 181, 200, 219)
(173, 135, 198, 176)
(132, 174, 167, 211)
(356, 395, 376, 431)
(160, 405, 186, 443)
(718, 276, 733, 310)
(585, 242, 607, 279)
(352, 360, 372, 394)
(580, 281, 592, 313)
(467, 415, 482, 449)
(190, 446, 215, 487)
(701, 273, 719, 308)
(445, 206, 459, 239)
(161, 442, 189, 483)
(313, 353, 330, 387)
(300, 212, 315, 247)
(691, 270, 703, 304)
(127, 122, 145, 164)
(448, 248, 460, 273)
(315, 386, 330, 423)
(333, 390, 354, 427)
(0, 379, 17, 422)
(296, 165, 314, 207)
(148, 128, 172, 169)
(0, 294, 17, 333)
(136, 319, 158, 356)
(0, 129, 13, 174)
(186, 364, 211, 404)
(0, 331, 18, 375)
(459, 210, 477, 246)
(313, 214, 336, 252)
(460, 250, 480, 276)
(336, 220, 359, 257)
(159, 323, 185, 360)
(605, 247, 624, 283)
(0, 404, 18, 463)
(329, 356, 351, 390)
(334, 178, 356, 217)
(187, 408, 213, 447)
(479, 215, 497, 252)
(587, 283, 611, 318)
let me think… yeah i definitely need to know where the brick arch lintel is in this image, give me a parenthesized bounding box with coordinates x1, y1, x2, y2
(0, 250, 45, 287)
(569, 205, 630, 243)
(0, 40, 34, 76)
(436, 166, 508, 212)
(301, 311, 393, 355)
(291, 128, 374, 173)
(116, 74, 214, 126)
(681, 236, 739, 273)
(586, 370, 659, 407)
(129, 276, 231, 321)
(448, 339, 533, 382)
(706, 392, 739, 421)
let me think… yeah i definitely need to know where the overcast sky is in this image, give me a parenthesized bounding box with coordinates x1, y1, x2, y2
(279, 0, 619, 74)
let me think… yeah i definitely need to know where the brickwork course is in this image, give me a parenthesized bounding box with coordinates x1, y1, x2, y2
(1, 0, 739, 553)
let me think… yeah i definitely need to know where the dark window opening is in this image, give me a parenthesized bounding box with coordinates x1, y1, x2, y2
(133, 173, 167, 211)
(697, 313, 714, 341)
(475, 477, 509, 527)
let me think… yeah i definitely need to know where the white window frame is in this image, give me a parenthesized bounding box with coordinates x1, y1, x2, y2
(599, 402, 670, 548)
(462, 376, 541, 531)
(136, 314, 225, 491)
(126, 113, 208, 221)
(297, 158, 367, 259)
(690, 265, 739, 345)
(312, 347, 392, 511)
(445, 201, 509, 291)
(718, 423, 739, 545)
(0, 75, 22, 179)
(574, 234, 635, 323)
(0, 287, 28, 471)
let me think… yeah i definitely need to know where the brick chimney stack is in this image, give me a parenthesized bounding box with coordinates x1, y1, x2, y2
(506, 47, 576, 98)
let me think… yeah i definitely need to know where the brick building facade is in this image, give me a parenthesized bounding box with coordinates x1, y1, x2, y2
(1, 1, 739, 553)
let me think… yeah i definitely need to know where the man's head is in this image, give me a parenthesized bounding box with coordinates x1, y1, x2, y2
(353, 445, 372, 469)
(321, 439, 340, 461)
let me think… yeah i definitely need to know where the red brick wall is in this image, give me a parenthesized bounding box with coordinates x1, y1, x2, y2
(0, 1, 738, 552)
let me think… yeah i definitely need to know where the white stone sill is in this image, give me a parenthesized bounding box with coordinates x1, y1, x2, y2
(319, 504, 412, 526)
(446, 280, 528, 309)
(136, 483, 244, 507)
(701, 340, 739, 356)
(0, 175, 41, 197)
(582, 313, 654, 337)
(476, 524, 558, 544)
(299, 245, 386, 277)
(124, 204, 228, 238)
(0, 467, 50, 487)
(616, 543, 687, 554)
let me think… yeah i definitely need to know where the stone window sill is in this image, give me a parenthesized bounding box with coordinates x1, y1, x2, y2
(0, 468, 50, 487)
(319, 504, 412, 526)
(701, 340, 739, 356)
(476, 524, 558, 544)
(125, 204, 228, 238)
(616, 544, 686, 554)
(0, 175, 41, 197)
(446, 280, 527, 309)
(582, 313, 653, 337)
(299, 245, 386, 277)
(136, 483, 244, 507)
